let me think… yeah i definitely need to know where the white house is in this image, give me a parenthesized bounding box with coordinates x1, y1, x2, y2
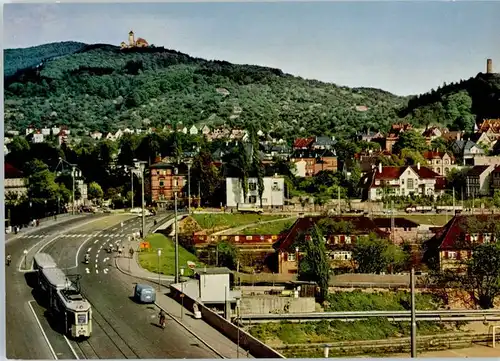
(465, 165, 495, 198)
(52, 127, 61, 136)
(114, 129, 123, 139)
(226, 176, 285, 208)
(90, 131, 103, 140)
(32, 132, 44, 143)
(189, 125, 199, 135)
(201, 125, 211, 136)
(365, 163, 445, 201)
(41, 128, 51, 136)
(292, 159, 308, 177)
(26, 126, 35, 136)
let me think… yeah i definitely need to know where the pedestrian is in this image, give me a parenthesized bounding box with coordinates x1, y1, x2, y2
(121, 221, 124, 228)
(118, 247, 123, 257)
(129, 248, 134, 259)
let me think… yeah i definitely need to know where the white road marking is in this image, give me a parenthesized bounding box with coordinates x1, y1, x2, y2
(85, 268, 90, 274)
(63, 335, 79, 359)
(103, 268, 108, 274)
(28, 301, 58, 360)
(87, 248, 91, 252)
(93, 240, 98, 244)
(96, 269, 99, 274)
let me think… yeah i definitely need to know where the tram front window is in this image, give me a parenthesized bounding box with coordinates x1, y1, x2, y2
(77, 313, 88, 324)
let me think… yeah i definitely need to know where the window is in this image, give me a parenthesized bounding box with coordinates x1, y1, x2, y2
(407, 179, 414, 190)
(159, 180, 165, 187)
(173, 179, 178, 187)
(448, 251, 457, 260)
(445, 159, 449, 165)
(287, 252, 296, 262)
(249, 183, 257, 191)
(249, 196, 257, 204)
(345, 236, 351, 244)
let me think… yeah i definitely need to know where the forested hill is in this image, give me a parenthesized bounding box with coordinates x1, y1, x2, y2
(4, 41, 500, 139)
(398, 72, 500, 132)
(4, 41, 87, 77)
(3, 42, 406, 139)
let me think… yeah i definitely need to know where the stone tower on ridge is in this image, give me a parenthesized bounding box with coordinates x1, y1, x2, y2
(129, 30, 135, 47)
(487, 58, 493, 74)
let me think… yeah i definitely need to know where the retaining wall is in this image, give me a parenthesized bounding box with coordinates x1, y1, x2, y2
(240, 296, 315, 314)
(169, 284, 285, 359)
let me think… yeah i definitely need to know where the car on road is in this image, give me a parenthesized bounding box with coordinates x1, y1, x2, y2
(130, 207, 153, 216)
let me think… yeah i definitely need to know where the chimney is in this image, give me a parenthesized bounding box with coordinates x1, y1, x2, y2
(378, 163, 382, 174)
(154, 155, 162, 163)
(417, 162, 421, 171)
(487, 58, 493, 74)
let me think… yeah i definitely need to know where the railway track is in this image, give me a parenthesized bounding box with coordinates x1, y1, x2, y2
(74, 293, 141, 359)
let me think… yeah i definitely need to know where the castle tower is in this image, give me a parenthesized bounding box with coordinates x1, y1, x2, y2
(128, 30, 135, 47)
(487, 58, 493, 74)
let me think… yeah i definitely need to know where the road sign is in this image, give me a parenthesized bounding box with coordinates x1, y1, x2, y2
(187, 260, 196, 269)
(180, 294, 185, 298)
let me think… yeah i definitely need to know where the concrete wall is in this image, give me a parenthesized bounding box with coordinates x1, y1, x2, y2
(240, 296, 315, 314)
(169, 284, 285, 359)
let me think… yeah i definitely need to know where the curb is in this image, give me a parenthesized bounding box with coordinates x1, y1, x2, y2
(154, 301, 226, 359)
(6, 215, 87, 244)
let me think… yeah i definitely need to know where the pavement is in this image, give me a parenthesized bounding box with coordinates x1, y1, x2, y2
(391, 344, 500, 358)
(6, 213, 239, 359)
(115, 236, 252, 359)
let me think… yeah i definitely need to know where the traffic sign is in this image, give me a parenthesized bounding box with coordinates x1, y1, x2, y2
(180, 293, 185, 298)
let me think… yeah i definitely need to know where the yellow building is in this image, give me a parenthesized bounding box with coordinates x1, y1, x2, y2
(120, 30, 149, 49)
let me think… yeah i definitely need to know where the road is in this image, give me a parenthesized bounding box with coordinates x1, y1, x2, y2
(6, 213, 221, 359)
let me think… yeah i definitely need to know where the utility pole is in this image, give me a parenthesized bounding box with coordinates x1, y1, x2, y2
(452, 187, 456, 214)
(141, 164, 146, 239)
(174, 192, 179, 284)
(131, 169, 134, 209)
(188, 162, 191, 214)
(410, 267, 417, 357)
(72, 165, 76, 215)
(390, 200, 395, 244)
(198, 181, 201, 207)
(337, 187, 341, 214)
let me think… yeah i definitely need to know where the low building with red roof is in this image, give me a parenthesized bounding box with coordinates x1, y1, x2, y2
(292, 137, 315, 150)
(5, 163, 27, 198)
(423, 213, 500, 270)
(362, 163, 445, 201)
(273, 215, 389, 274)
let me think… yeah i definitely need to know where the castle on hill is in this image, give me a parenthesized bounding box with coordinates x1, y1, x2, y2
(486, 58, 496, 74)
(120, 30, 149, 49)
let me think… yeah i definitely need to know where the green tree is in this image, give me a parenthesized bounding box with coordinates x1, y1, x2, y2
(393, 130, 428, 154)
(191, 147, 223, 206)
(444, 90, 476, 132)
(353, 234, 406, 274)
(297, 225, 330, 302)
(88, 181, 104, 202)
(216, 241, 239, 269)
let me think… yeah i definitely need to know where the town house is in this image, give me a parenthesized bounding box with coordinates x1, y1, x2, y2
(364, 163, 445, 201)
(274, 216, 389, 274)
(383, 123, 413, 152)
(422, 151, 457, 176)
(372, 217, 420, 244)
(149, 157, 187, 206)
(491, 166, 500, 191)
(423, 214, 500, 270)
(465, 165, 495, 198)
(290, 136, 338, 177)
(225, 176, 285, 209)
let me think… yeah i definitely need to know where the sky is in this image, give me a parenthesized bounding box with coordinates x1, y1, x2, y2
(3, 1, 500, 96)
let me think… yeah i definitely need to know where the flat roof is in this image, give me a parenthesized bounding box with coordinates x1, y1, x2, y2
(194, 267, 231, 275)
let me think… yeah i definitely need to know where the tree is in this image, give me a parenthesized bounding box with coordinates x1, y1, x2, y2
(445, 90, 476, 132)
(216, 241, 239, 269)
(297, 225, 330, 302)
(352, 234, 406, 274)
(191, 147, 223, 206)
(392, 130, 428, 154)
(88, 181, 104, 202)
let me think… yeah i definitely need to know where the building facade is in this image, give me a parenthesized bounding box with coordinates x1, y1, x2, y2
(149, 160, 187, 205)
(226, 176, 285, 208)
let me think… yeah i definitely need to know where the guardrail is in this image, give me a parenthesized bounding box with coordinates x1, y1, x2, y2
(239, 309, 500, 323)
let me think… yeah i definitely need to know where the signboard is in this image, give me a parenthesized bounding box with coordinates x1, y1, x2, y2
(180, 294, 185, 298)
(187, 261, 196, 269)
(139, 241, 151, 249)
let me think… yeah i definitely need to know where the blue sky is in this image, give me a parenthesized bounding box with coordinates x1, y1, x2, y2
(3, 2, 500, 96)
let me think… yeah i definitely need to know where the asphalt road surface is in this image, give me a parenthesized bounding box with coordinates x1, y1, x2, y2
(6, 215, 106, 359)
(7, 213, 221, 359)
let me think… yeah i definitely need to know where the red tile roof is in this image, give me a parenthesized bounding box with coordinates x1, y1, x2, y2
(5, 163, 23, 178)
(429, 214, 500, 250)
(293, 137, 315, 149)
(274, 216, 389, 251)
(370, 165, 442, 188)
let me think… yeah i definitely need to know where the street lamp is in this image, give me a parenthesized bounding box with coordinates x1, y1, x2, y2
(56, 158, 82, 215)
(295, 246, 300, 272)
(157, 248, 162, 290)
(23, 249, 28, 269)
(133, 160, 147, 239)
(187, 161, 192, 214)
(174, 192, 179, 283)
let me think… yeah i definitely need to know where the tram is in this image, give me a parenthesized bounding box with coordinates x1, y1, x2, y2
(38, 267, 93, 338)
(33, 253, 57, 271)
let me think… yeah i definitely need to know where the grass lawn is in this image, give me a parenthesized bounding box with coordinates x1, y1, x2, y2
(138, 234, 203, 276)
(400, 214, 451, 226)
(240, 218, 297, 235)
(191, 213, 286, 231)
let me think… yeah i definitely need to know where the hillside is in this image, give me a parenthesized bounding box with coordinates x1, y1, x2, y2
(399, 72, 500, 131)
(4, 41, 500, 139)
(4, 41, 86, 77)
(3, 42, 405, 139)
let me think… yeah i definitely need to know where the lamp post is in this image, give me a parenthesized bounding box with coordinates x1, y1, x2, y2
(133, 160, 147, 239)
(174, 192, 179, 283)
(187, 161, 192, 214)
(23, 249, 28, 269)
(157, 248, 162, 290)
(295, 246, 299, 272)
(410, 267, 417, 357)
(130, 167, 134, 210)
